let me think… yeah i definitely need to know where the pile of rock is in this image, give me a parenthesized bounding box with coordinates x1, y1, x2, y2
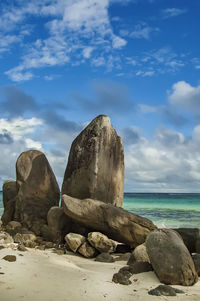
(1, 114, 200, 289)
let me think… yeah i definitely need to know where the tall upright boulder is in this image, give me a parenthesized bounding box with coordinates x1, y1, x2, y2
(1, 180, 18, 225)
(14, 150, 60, 234)
(62, 115, 124, 207)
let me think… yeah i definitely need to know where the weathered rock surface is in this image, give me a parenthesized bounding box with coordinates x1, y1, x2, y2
(0, 231, 14, 244)
(148, 285, 184, 296)
(146, 229, 198, 286)
(192, 254, 200, 276)
(129, 261, 153, 274)
(62, 195, 157, 247)
(1, 180, 17, 225)
(62, 115, 124, 207)
(173, 228, 200, 253)
(5, 221, 22, 236)
(112, 271, 132, 285)
(14, 150, 60, 234)
(65, 233, 86, 253)
(14, 233, 37, 244)
(95, 252, 115, 263)
(78, 241, 97, 258)
(47, 207, 71, 243)
(2, 255, 16, 262)
(87, 232, 115, 253)
(128, 243, 150, 265)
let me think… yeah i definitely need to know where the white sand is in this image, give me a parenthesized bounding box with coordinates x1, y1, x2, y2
(0, 246, 199, 301)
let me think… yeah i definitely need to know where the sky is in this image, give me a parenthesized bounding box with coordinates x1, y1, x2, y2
(0, 0, 200, 192)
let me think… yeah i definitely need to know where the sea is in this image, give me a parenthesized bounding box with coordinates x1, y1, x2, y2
(0, 191, 200, 229)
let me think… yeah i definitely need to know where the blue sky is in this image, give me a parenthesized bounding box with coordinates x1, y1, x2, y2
(0, 0, 200, 192)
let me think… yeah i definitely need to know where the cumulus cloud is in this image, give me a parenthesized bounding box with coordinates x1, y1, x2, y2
(169, 81, 200, 113)
(124, 125, 200, 192)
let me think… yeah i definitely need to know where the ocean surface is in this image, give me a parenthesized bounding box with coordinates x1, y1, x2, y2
(0, 191, 200, 228)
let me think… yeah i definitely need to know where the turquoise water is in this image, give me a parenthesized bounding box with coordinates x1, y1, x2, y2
(0, 191, 200, 228)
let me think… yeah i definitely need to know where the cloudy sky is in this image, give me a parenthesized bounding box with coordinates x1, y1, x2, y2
(0, 0, 200, 192)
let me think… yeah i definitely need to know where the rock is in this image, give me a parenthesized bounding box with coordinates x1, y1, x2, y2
(95, 252, 115, 263)
(55, 249, 65, 255)
(173, 228, 200, 253)
(78, 241, 97, 258)
(196, 238, 200, 253)
(17, 244, 27, 251)
(87, 232, 115, 253)
(1, 180, 17, 225)
(2, 255, 16, 262)
(5, 221, 22, 236)
(43, 241, 54, 249)
(23, 240, 37, 248)
(14, 150, 60, 234)
(192, 254, 200, 276)
(62, 195, 157, 248)
(128, 243, 150, 265)
(112, 272, 132, 285)
(0, 220, 2, 230)
(0, 231, 14, 244)
(14, 233, 37, 244)
(148, 285, 184, 296)
(129, 262, 153, 274)
(65, 233, 86, 253)
(47, 207, 71, 244)
(146, 229, 198, 286)
(61, 115, 124, 207)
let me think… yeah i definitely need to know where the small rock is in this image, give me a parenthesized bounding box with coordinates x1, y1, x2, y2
(14, 233, 37, 244)
(95, 252, 115, 263)
(36, 245, 46, 250)
(88, 232, 116, 253)
(17, 244, 27, 252)
(43, 241, 54, 249)
(2, 255, 16, 262)
(148, 285, 184, 296)
(24, 240, 37, 248)
(65, 233, 86, 253)
(118, 266, 132, 278)
(129, 262, 153, 274)
(0, 231, 14, 244)
(55, 249, 65, 255)
(112, 272, 131, 285)
(78, 241, 97, 258)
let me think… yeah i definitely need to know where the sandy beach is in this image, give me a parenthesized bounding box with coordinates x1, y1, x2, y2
(0, 246, 199, 301)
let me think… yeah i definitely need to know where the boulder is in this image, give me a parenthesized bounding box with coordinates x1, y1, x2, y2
(62, 195, 157, 248)
(129, 261, 153, 274)
(196, 238, 200, 253)
(5, 221, 22, 236)
(0, 231, 14, 244)
(78, 241, 97, 258)
(61, 115, 124, 207)
(173, 228, 200, 253)
(95, 252, 115, 263)
(128, 243, 150, 265)
(192, 254, 200, 276)
(14, 150, 60, 234)
(146, 229, 198, 286)
(65, 233, 86, 253)
(87, 232, 116, 253)
(47, 207, 71, 244)
(1, 180, 17, 225)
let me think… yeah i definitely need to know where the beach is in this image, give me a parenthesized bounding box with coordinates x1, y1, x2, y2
(0, 245, 200, 301)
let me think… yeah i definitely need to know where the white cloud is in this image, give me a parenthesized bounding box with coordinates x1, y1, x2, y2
(169, 81, 200, 112)
(162, 8, 187, 19)
(139, 104, 158, 113)
(130, 24, 159, 40)
(25, 138, 43, 150)
(0, 117, 43, 139)
(136, 70, 155, 77)
(1, 0, 127, 81)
